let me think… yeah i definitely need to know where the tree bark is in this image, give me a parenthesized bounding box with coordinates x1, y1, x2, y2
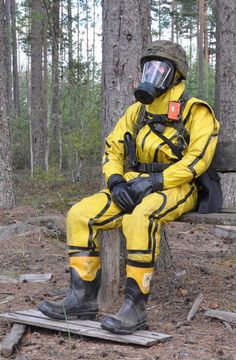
(11, 0, 20, 117)
(50, 0, 61, 170)
(43, 5, 49, 171)
(30, 0, 46, 172)
(197, 0, 205, 98)
(215, 0, 236, 208)
(171, 0, 176, 43)
(0, 0, 15, 209)
(203, 0, 209, 64)
(4, 0, 13, 114)
(67, 0, 73, 83)
(101, 0, 151, 305)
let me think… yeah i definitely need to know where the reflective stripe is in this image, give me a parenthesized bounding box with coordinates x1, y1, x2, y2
(92, 212, 123, 227)
(187, 134, 218, 177)
(141, 129, 151, 150)
(68, 245, 94, 252)
(126, 259, 155, 268)
(153, 186, 195, 221)
(153, 141, 165, 161)
(127, 192, 167, 257)
(87, 192, 114, 247)
(69, 250, 100, 257)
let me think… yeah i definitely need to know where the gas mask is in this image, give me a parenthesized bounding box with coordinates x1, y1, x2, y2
(134, 59, 175, 104)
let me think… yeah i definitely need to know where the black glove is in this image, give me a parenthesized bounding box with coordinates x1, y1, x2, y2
(127, 173, 163, 205)
(107, 174, 135, 213)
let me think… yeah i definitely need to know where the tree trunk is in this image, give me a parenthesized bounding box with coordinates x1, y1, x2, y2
(0, 0, 15, 209)
(92, 0, 96, 89)
(67, 0, 73, 83)
(197, 0, 205, 98)
(158, 0, 161, 40)
(86, 0, 90, 76)
(215, 0, 236, 208)
(171, 0, 176, 43)
(43, 4, 49, 171)
(4, 0, 13, 114)
(189, 21, 193, 69)
(11, 0, 20, 117)
(51, 0, 61, 170)
(30, 0, 46, 171)
(204, 0, 209, 64)
(101, 0, 151, 305)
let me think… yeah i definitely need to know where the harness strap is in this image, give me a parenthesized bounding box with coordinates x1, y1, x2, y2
(149, 123, 183, 160)
(127, 92, 191, 173)
(133, 162, 171, 173)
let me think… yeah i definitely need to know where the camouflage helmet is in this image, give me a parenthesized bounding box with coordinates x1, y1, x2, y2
(141, 40, 188, 80)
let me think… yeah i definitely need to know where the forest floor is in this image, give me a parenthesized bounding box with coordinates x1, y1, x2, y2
(0, 168, 236, 360)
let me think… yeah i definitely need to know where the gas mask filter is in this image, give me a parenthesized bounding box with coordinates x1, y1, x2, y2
(134, 60, 175, 104)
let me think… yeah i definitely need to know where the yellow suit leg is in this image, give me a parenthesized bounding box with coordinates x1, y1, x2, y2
(66, 189, 123, 254)
(122, 183, 197, 264)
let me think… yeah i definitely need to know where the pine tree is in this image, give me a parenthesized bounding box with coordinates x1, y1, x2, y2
(101, 0, 151, 304)
(0, 0, 15, 209)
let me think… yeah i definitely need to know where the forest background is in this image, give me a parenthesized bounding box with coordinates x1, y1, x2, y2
(0, 0, 217, 210)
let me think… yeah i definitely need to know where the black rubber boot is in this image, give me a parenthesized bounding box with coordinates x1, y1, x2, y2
(38, 268, 101, 320)
(101, 278, 148, 334)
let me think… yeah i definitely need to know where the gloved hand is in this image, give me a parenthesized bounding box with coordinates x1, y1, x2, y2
(107, 174, 135, 213)
(127, 173, 163, 205)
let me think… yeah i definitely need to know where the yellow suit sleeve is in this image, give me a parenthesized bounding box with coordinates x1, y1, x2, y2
(102, 102, 141, 183)
(163, 103, 220, 189)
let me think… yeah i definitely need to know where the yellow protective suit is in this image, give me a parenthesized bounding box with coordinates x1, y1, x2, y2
(67, 82, 220, 274)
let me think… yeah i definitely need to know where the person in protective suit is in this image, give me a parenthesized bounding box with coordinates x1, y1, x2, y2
(38, 40, 220, 334)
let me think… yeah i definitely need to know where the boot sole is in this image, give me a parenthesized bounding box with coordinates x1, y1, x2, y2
(101, 320, 148, 335)
(38, 307, 98, 321)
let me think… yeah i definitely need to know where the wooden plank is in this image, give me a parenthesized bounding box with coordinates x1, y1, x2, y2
(178, 211, 236, 225)
(220, 173, 236, 208)
(0, 323, 26, 357)
(215, 225, 236, 240)
(22, 310, 167, 341)
(0, 310, 172, 347)
(205, 310, 236, 325)
(187, 293, 204, 322)
(220, 208, 236, 213)
(213, 142, 236, 172)
(0, 273, 52, 284)
(18, 273, 53, 282)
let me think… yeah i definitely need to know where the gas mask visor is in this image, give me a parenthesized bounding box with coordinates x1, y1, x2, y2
(141, 60, 173, 87)
(134, 60, 174, 104)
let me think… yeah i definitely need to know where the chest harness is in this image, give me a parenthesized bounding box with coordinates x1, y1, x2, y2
(124, 95, 223, 213)
(124, 92, 190, 173)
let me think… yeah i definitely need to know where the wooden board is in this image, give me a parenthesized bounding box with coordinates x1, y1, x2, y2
(0, 323, 26, 357)
(178, 210, 236, 225)
(0, 310, 172, 347)
(0, 273, 52, 284)
(213, 142, 236, 172)
(215, 225, 236, 240)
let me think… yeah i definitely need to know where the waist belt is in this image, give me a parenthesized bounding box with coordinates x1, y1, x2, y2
(127, 162, 171, 173)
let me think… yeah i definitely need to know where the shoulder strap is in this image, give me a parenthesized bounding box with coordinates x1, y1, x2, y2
(134, 104, 146, 137)
(148, 123, 183, 159)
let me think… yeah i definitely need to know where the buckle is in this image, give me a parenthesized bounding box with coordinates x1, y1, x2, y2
(138, 163, 146, 172)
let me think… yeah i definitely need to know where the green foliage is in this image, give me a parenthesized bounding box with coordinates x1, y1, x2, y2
(32, 165, 65, 185)
(186, 58, 216, 108)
